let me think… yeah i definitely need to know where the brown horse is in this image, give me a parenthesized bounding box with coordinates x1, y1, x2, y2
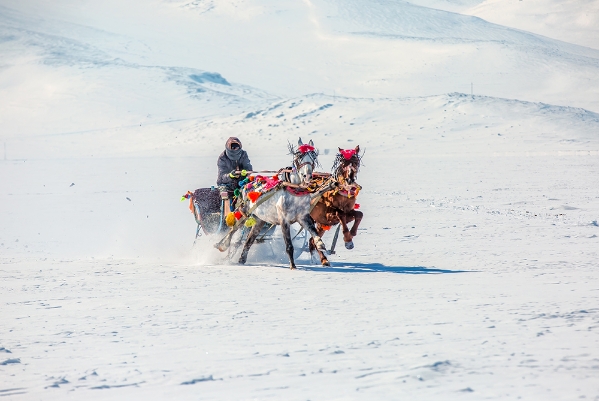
(309, 146, 363, 265)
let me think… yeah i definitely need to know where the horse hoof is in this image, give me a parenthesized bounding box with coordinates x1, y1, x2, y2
(214, 243, 227, 252)
(290, 265, 297, 270)
(345, 241, 354, 250)
(238, 258, 246, 265)
(322, 260, 330, 267)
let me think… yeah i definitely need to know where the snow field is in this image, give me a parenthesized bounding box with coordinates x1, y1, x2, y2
(2, 258, 598, 400)
(2, 139, 598, 398)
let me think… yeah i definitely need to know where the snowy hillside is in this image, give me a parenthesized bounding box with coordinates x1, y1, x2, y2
(174, 92, 599, 157)
(4, 0, 599, 113)
(1, 0, 598, 399)
(324, 0, 599, 51)
(466, 0, 599, 50)
(0, 4, 276, 152)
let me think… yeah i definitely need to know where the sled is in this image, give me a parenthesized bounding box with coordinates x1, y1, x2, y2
(184, 187, 309, 260)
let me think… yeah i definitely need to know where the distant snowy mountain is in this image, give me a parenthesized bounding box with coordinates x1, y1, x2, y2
(0, 4, 276, 145)
(4, 0, 598, 113)
(304, 0, 599, 110)
(465, 0, 599, 50)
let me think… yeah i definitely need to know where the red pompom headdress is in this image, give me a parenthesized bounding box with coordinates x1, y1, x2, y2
(339, 149, 357, 160)
(298, 144, 315, 154)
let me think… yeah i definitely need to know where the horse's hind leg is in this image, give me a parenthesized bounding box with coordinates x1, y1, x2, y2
(308, 224, 330, 266)
(238, 218, 266, 264)
(215, 227, 236, 251)
(301, 216, 329, 266)
(280, 220, 297, 270)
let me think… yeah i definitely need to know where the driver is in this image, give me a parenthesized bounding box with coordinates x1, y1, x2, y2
(217, 137, 253, 212)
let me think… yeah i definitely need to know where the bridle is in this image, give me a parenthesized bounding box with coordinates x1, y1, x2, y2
(288, 149, 317, 186)
(293, 151, 318, 172)
(333, 153, 360, 184)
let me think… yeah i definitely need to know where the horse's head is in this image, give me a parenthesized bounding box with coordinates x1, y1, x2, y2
(334, 145, 361, 184)
(292, 138, 319, 185)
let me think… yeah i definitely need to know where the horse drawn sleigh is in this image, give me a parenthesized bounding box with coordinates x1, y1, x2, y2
(182, 139, 363, 269)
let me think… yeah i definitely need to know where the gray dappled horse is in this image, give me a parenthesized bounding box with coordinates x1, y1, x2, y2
(215, 138, 331, 269)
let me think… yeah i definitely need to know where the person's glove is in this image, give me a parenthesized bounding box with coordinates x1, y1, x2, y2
(240, 169, 248, 177)
(229, 170, 240, 179)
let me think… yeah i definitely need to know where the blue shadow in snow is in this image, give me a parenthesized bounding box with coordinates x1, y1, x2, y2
(299, 262, 470, 274)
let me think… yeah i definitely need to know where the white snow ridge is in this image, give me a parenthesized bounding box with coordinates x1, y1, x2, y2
(1, 0, 598, 400)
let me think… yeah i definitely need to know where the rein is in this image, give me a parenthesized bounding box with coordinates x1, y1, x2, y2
(295, 161, 313, 170)
(234, 169, 292, 174)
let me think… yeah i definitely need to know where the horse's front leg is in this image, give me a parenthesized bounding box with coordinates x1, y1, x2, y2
(337, 212, 354, 250)
(349, 210, 363, 237)
(238, 218, 266, 264)
(280, 220, 296, 270)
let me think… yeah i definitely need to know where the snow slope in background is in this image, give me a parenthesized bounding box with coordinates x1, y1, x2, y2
(0, 4, 276, 142)
(175, 93, 599, 157)
(391, 0, 599, 50)
(3, 0, 599, 112)
(306, 0, 599, 110)
(466, 0, 599, 50)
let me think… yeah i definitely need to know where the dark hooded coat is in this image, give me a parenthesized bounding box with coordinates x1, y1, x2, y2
(217, 137, 253, 189)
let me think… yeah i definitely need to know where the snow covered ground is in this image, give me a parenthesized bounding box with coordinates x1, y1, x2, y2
(1, 0, 598, 399)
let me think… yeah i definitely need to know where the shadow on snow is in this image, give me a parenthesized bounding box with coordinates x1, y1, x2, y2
(243, 261, 470, 274)
(301, 262, 468, 274)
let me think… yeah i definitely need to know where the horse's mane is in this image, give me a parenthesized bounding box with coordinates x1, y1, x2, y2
(332, 149, 362, 179)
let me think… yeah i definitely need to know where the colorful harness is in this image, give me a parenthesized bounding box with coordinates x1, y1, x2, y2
(336, 182, 362, 198)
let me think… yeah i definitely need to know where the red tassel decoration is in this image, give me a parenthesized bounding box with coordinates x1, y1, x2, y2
(354, 204, 360, 209)
(248, 192, 261, 202)
(234, 211, 243, 220)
